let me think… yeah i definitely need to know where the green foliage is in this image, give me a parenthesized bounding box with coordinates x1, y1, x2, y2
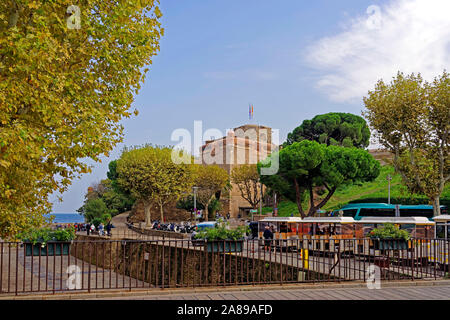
(259, 140, 380, 217)
(82, 198, 108, 222)
(285, 113, 370, 148)
(77, 162, 135, 218)
(176, 195, 221, 213)
(117, 145, 194, 223)
(192, 165, 229, 221)
(363, 71, 449, 216)
(263, 165, 450, 216)
(194, 220, 249, 241)
(231, 164, 261, 208)
(208, 197, 222, 215)
(91, 217, 104, 228)
(0, 0, 163, 239)
(17, 227, 76, 245)
(368, 223, 411, 241)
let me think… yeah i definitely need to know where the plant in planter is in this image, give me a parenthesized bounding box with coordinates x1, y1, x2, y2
(194, 220, 249, 252)
(368, 223, 410, 250)
(17, 227, 76, 256)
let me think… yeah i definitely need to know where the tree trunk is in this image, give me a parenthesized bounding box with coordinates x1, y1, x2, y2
(204, 196, 214, 222)
(159, 201, 164, 222)
(144, 203, 151, 227)
(307, 186, 337, 217)
(293, 179, 305, 218)
(432, 196, 440, 217)
(204, 204, 209, 222)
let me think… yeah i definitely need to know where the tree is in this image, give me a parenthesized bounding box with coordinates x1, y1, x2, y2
(258, 140, 380, 217)
(193, 165, 229, 221)
(77, 178, 134, 217)
(285, 113, 370, 148)
(116, 146, 193, 226)
(0, 1, 163, 238)
(231, 164, 261, 209)
(82, 198, 109, 224)
(363, 71, 449, 216)
(176, 195, 221, 214)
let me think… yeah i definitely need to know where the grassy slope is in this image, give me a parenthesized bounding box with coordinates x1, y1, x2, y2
(263, 165, 450, 217)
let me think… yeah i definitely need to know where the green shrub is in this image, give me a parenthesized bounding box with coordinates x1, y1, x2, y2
(368, 223, 410, 241)
(194, 219, 249, 241)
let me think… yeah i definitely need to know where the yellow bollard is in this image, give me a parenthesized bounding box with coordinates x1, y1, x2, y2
(301, 249, 309, 270)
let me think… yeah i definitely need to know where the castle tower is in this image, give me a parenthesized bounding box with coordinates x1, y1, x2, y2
(200, 124, 276, 218)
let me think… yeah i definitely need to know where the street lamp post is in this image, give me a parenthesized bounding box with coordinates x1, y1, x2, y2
(193, 186, 199, 223)
(259, 180, 263, 220)
(386, 174, 392, 204)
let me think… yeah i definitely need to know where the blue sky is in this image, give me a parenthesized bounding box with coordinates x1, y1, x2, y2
(51, 0, 450, 212)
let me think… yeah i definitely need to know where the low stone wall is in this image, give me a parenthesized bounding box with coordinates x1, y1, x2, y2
(71, 235, 121, 270)
(128, 225, 189, 239)
(70, 237, 313, 287)
(121, 242, 304, 287)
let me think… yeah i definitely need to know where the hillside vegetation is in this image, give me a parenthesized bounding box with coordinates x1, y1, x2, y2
(262, 165, 450, 217)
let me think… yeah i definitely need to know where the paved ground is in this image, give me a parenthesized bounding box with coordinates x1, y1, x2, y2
(0, 244, 146, 294)
(85, 283, 450, 300)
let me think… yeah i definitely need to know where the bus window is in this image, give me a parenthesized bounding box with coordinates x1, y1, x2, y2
(258, 222, 269, 232)
(400, 209, 433, 219)
(342, 209, 358, 217)
(279, 223, 288, 233)
(441, 207, 448, 215)
(399, 224, 415, 234)
(436, 224, 445, 239)
(359, 208, 395, 217)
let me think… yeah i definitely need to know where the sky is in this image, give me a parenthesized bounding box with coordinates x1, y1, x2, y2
(51, 0, 450, 213)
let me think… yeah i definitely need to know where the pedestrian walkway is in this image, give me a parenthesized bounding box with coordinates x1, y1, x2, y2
(87, 282, 450, 300)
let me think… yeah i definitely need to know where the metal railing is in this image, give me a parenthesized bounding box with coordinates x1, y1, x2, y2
(0, 238, 448, 296)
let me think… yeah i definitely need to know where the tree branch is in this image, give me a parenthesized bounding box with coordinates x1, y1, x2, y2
(293, 178, 305, 218)
(309, 186, 337, 215)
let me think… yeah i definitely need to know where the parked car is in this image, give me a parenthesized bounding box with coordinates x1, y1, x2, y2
(190, 222, 217, 246)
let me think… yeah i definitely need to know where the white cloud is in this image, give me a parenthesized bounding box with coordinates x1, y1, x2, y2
(305, 0, 450, 103)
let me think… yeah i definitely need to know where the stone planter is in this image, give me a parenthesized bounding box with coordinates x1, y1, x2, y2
(205, 240, 243, 253)
(372, 238, 408, 250)
(24, 242, 71, 256)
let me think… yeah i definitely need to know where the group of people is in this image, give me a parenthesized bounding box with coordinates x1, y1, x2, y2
(85, 222, 114, 236)
(214, 212, 231, 220)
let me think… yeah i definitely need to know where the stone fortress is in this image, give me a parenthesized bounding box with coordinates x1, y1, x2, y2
(200, 124, 278, 218)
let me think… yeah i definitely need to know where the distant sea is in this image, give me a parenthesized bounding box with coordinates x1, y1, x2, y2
(46, 213, 85, 224)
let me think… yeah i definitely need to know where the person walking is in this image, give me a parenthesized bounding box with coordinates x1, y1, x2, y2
(106, 222, 112, 237)
(98, 223, 104, 236)
(86, 223, 91, 235)
(263, 225, 273, 252)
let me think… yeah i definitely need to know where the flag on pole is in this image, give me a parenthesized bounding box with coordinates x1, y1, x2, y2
(249, 104, 254, 120)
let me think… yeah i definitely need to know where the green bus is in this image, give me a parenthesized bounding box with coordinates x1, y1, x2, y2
(331, 203, 448, 220)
